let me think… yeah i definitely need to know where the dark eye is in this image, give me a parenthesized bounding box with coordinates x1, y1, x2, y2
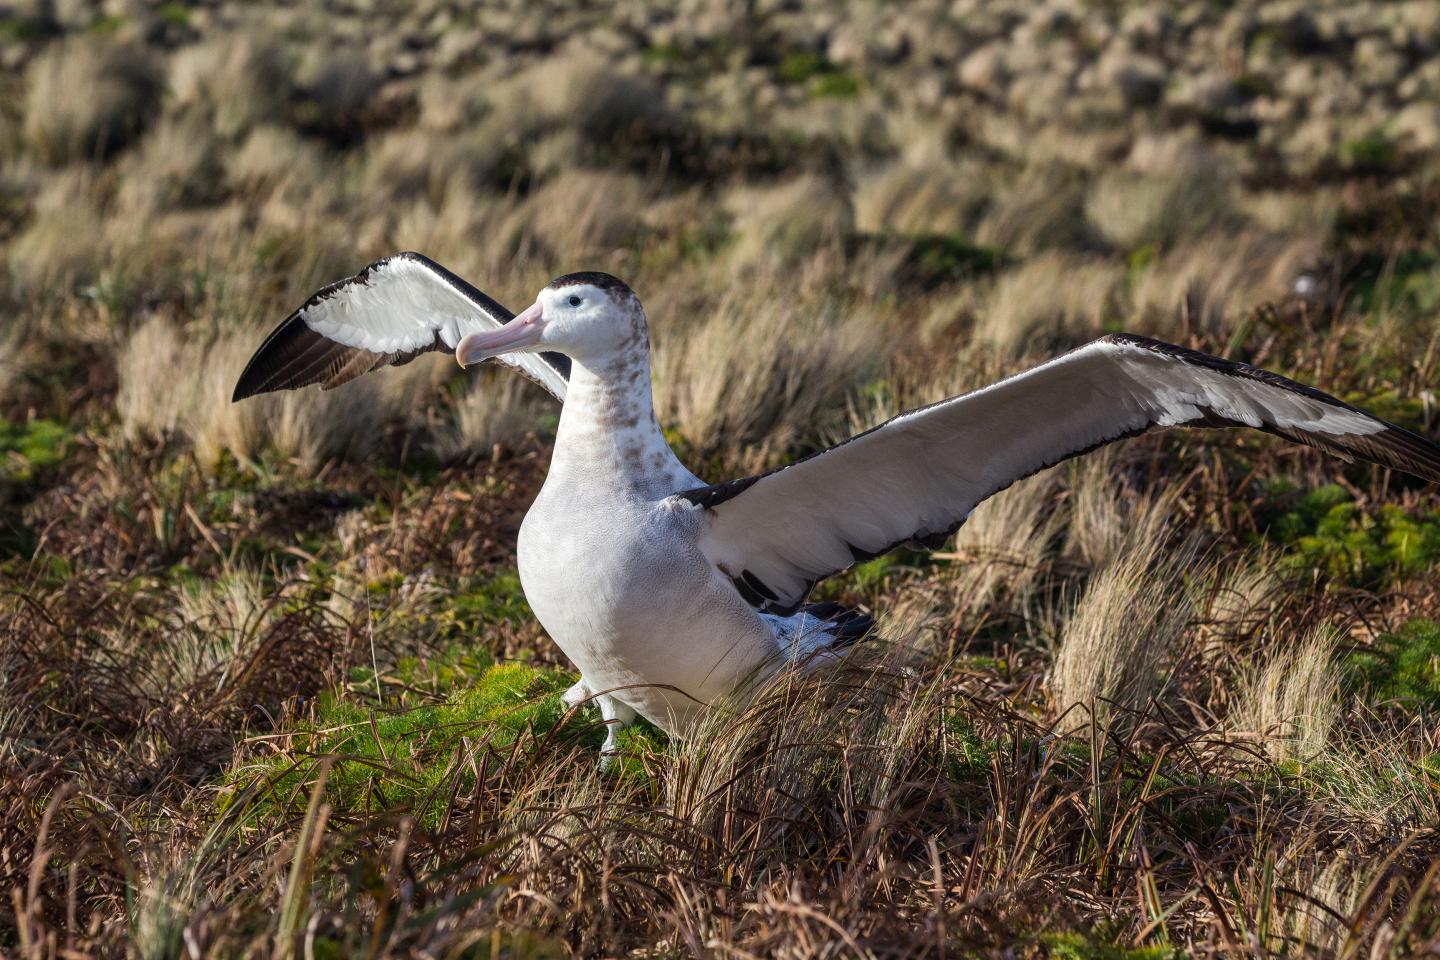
(568, 295, 582, 307)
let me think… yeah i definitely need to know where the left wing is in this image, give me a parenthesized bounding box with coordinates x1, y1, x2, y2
(675, 334, 1440, 615)
(232, 252, 569, 402)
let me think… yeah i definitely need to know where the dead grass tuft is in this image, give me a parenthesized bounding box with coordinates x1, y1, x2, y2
(726, 174, 854, 268)
(116, 317, 408, 473)
(1234, 628, 1342, 764)
(23, 36, 164, 165)
(977, 252, 1123, 354)
(1051, 497, 1204, 730)
(652, 281, 880, 469)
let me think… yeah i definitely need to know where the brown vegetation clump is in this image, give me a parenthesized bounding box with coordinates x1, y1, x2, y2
(23, 36, 164, 166)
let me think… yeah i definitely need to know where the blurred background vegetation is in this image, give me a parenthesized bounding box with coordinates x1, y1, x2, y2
(3, 1, 1440, 956)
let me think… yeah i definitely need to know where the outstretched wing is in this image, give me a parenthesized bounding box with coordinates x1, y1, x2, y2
(232, 251, 569, 402)
(678, 333, 1440, 614)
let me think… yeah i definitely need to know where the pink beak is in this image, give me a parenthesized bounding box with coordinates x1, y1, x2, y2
(455, 301, 546, 367)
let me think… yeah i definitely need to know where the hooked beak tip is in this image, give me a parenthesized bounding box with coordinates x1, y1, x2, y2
(456, 302, 546, 368)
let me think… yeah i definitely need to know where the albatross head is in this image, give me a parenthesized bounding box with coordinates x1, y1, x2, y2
(455, 272, 641, 368)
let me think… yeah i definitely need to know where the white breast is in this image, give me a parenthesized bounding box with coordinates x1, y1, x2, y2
(517, 482, 779, 731)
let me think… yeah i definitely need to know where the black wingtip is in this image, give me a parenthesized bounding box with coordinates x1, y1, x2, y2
(230, 312, 306, 403)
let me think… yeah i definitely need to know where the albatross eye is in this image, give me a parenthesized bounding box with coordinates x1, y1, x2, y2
(568, 295, 582, 307)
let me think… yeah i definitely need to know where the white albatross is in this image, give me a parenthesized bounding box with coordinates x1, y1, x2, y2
(233, 252, 1440, 762)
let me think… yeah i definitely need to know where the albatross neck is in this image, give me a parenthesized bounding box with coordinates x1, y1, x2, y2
(549, 342, 686, 498)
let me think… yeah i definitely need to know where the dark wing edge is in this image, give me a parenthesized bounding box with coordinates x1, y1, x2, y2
(1108, 333, 1440, 484)
(682, 332, 1440, 615)
(230, 252, 570, 402)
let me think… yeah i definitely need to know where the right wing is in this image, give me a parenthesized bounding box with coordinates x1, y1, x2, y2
(679, 334, 1440, 614)
(231, 252, 569, 402)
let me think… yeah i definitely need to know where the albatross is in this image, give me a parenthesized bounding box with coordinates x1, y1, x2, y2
(233, 252, 1440, 761)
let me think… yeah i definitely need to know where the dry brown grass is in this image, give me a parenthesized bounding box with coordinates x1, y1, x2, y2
(1050, 512, 1205, 732)
(6, 3, 1440, 955)
(976, 251, 1122, 355)
(116, 317, 422, 473)
(22, 35, 163, 166)
(651, 276, 883, 470)
(1233, 627, 1343, 764)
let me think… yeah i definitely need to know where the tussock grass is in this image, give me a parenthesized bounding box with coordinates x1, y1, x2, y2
(977, 251, 1122, 354)
(117, 317, 400, 472)
(1234, 627, 1342, 764)
(1084, 167, 1236, 251)
(23, 35, 163, 165)
(6, 4, 1440, 955)
(651, 281, 881, 470)
(170, 33, 295, 139)
(1131, 231, 1320, 331)
(1050, 509, 1205, 731)
(726, 173, 855, 268)
(853, 160, 991, 236)
(434, 370, 549, 464)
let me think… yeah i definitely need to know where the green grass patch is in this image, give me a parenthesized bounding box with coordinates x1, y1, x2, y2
(943, 713, 997, 783)
(0, 418, 72, 483)
(776, 51, 831, 84)
(1344, 250, 1440, 319)
(811, 70, 860, 98)
(157, 3, 191, 25)
(86, 13, 129, 34)
(0, 16, 56, 42)
(642, 43, 685, 64)
(440, 569, 534, 632)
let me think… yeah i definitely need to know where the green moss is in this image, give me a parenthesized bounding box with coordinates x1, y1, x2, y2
(852, 554, 900, 591)
(0, 16, 56, 42)
(86, 13, 129, 34)
(0, 418, 72, 483)
(811, 70, 860, 98)
(943, 713, 997, 783)
(609, 720, 669, 782)
(776, 51, 831, 84)
(157, 3, 191, 25)
(775, 51, 861, 98)
(1345, 620, 1440, 710)
(1340, 131, 1395, 171)
(1043, 932, 1175, 960)
(227, 661, 583, 824)
(447, 569, 533, 627)
(643, 43, 685, 64)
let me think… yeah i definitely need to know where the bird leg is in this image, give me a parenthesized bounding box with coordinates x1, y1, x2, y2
(561, 677, 592, 710)
(597, 694, 636, 770)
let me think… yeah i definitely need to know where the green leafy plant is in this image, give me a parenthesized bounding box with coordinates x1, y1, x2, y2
(1345, 620, 1440, 711)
